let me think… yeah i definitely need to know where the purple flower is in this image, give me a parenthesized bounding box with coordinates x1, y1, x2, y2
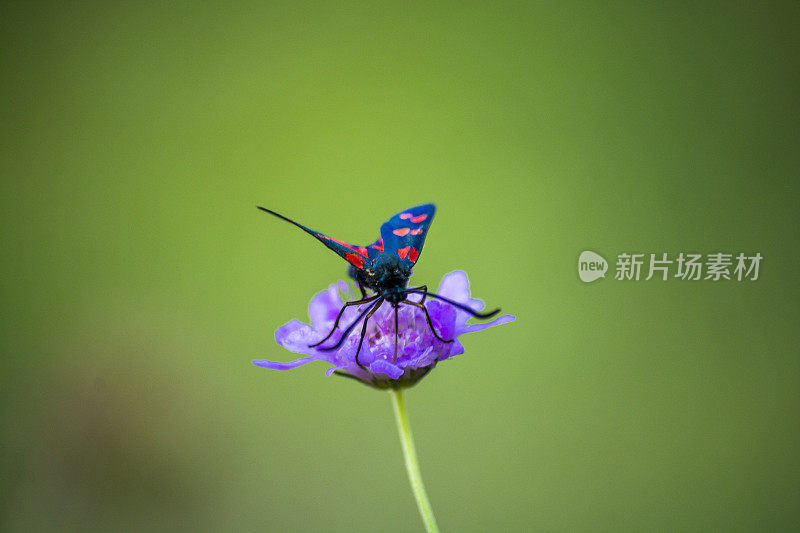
(253, 270, 515, 389)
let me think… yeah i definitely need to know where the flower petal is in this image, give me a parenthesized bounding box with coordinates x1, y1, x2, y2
(424, 301, 457, 340)
(437, 270, 485, 312)
(337, 280, 348, 293)
(308, 283, 345, 328)
(252, 356, 316, 370)
(369, 359, 404, 379)
(326, 364, 346, 377)
(274, 319, 336, 363)
(274, 319, 315, 354)
(400, 346, 435, 368)
(439, 339, 465, 360)
(459, 314, 516, 334)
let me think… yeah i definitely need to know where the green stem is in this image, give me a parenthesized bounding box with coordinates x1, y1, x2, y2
(390, 388, 440, 533)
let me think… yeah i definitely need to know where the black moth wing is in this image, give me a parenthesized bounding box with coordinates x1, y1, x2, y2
(256, 207, 369, 270)
(376, 203, 436, 266)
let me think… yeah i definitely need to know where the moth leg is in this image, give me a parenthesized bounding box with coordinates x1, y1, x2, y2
(405, 285, 428, 304)
(318, 297, 383, 352)
(403, 300, 453, 343)
(309, 294, 379, 348)
(357, 282, 367, 299)
(355, 299, 384, 369)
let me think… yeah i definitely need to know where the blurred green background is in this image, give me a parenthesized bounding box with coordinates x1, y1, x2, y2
(2, 2, 799, 531)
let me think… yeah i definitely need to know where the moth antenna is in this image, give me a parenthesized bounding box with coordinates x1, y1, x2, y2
(257, 206, 321, 240)
(257, 206, 367, 268)
(406, 289, 500, 319)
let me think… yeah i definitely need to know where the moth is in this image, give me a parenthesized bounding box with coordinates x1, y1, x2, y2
(258, 204, 499, 367)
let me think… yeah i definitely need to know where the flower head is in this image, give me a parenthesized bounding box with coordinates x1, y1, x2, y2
(253, 270, 515, 389)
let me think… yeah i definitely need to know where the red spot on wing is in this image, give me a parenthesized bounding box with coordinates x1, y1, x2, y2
(316, 233, 354, 250)
(408, 247, 419, 262)
(393, 228, 410, 237)
(355, 246, 368, 256)
(345, 252, 365, 268)
(328, 236, 357, 252)
(370, 238, 384, 251)
(399, 213, 413, 220)
(410, 228, 423, 235)
(410, 214, 428, 223)
(397, 246, 410, 260)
